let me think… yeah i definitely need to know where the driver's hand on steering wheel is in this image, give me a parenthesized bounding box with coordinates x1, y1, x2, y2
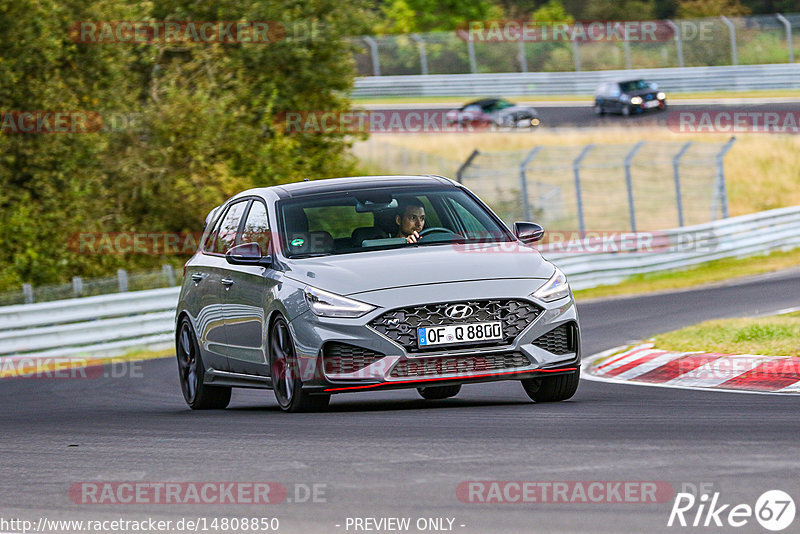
(405, 230, 420, 244)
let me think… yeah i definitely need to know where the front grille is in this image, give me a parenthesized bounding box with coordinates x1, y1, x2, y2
(390, 352, 531, 378)
(370, 299, 541, 352)
(533, 323, 577, 355)
(323, 342, 385, 374)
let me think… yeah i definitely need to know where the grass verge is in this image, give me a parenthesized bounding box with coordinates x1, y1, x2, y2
(572, 247, 800, 300)
(652, 311, 800, 357)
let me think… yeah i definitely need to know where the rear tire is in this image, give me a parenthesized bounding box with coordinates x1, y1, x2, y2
(269, 316, 330, 413)
(521, 369, 580, 402)
(593, 103, 604, 115)
(621, 105, 631, 117)
(417, 385, 461, 400)
(176, 318, 232, 410)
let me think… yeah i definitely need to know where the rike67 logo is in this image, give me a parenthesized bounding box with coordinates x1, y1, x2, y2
(668, 490, 795, 531)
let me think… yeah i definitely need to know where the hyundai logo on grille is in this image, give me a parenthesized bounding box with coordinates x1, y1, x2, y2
(445, 304, 474, 319)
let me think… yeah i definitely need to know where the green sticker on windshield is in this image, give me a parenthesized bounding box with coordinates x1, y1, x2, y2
(291, 238, 305, 247)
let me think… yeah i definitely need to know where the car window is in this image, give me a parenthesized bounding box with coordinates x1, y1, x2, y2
(278, 188, 512, 258)
(203, 206, 226, 251)
(210, 200, 248, 254)
(493, 100, 514, 110)
(306, 206, 373, 239)
(619, 80, 650, 92)
(609, 84, 621, 97)
(463, 104, 481, 113)
(240, 200, 271, 253)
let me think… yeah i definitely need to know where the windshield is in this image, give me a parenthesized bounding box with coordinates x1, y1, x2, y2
(483, 99, 514, 112)
(619, 80, 654, 92)
(278, 187, 513, 258)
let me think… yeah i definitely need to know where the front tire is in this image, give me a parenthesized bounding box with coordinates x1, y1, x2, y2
(269, 316, 330, 413)
(521, 369, 580, 402)
(417, 385, 461, 400)
(176, 318, 231, 410)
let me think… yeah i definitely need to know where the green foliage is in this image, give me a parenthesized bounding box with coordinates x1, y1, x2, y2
(0, 0, 370, 290)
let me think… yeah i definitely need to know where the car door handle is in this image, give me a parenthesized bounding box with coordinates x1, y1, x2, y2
(221, 278, 234, 286)
(191, 273, 204, 283)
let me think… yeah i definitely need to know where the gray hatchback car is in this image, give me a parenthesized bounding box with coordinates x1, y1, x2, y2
(176, 175, 581, 412)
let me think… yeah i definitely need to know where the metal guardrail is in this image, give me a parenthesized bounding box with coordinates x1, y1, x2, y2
(352, 63, 800, 97)
(0, 287, 179, 359)
(547, 205, 800, 290)
(0, 206, 798, 359)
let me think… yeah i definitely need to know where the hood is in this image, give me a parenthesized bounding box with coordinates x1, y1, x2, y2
(282, 242, 554, 296)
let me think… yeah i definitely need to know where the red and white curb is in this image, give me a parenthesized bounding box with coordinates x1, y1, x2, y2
(583, 343, 800, 394)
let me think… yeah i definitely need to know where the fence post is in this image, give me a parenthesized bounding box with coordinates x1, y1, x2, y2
(518, 39, 528, 72)
(572, 37, 581, 71)
(666, 20, 684, 68)
(714, 137, 736, 220)
(456, 149, 480, 183)
(672, 141, 693, 227)
(410, 33, 429, 75)
(573, 145, 593, 235)
(624, 141, 645, 232)
(776, 14, 794, 64)
(467, 39, 477, 73)
(720, 16, 738, 66)
(363, 36, 380, 76)
(162, 264, 176, 286)
(72, 276, 83, 297)
(519, 147, 542, 221)
(117, 269, 129, 292)
(622, 23, 632, 69)
(22, 283, 34, 304)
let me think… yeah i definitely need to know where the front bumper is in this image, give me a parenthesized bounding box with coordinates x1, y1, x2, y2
(287, 284, 581, 395)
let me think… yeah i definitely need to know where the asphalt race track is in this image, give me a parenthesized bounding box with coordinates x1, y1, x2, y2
(1, 268, 799, 533)
(536, 101, 799, 129)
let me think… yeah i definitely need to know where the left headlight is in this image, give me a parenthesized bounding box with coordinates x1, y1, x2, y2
(657, 92, 666, 100)
(304, 286, 375, 318)
(630, 96, 643, 105)
(531, 267, 570, 302)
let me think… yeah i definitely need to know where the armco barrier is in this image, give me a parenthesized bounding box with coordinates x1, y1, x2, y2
(0, 206, 798, 359)
(352, 63, 800, 97)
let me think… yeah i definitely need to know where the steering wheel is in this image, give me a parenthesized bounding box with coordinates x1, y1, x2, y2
(418, 227, 459, 240)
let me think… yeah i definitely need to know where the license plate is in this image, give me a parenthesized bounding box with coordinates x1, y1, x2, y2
(418, 321, 503, 347)
(644, 100, 660, 108)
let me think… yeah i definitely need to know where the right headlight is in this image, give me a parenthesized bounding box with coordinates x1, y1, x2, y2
(531, 267, 570, 302)
(630, 96, 643, 105)
(304, 286, 375, 318)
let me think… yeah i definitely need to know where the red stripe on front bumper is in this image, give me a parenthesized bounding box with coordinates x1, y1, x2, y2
(323, 367, 578, 392)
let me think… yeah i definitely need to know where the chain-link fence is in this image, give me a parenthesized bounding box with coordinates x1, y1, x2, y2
(353, 13, 800, 76)
(455, 139, 735, 231)
(0, 265, 180, 307)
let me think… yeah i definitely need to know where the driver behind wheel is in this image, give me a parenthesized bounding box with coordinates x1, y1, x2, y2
(394, 198, 426, 243)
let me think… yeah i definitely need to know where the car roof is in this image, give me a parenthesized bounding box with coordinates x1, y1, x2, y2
(240, 175, 457, 200)
(464, 98, 507, 107)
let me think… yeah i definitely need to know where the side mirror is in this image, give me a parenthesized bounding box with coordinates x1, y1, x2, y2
(225, 242, 273, 267)
(514, 222, 545, 243)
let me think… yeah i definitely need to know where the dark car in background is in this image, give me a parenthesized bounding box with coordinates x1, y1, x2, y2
(446, 98, 541, 128)
(594, 80, 666, 116)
